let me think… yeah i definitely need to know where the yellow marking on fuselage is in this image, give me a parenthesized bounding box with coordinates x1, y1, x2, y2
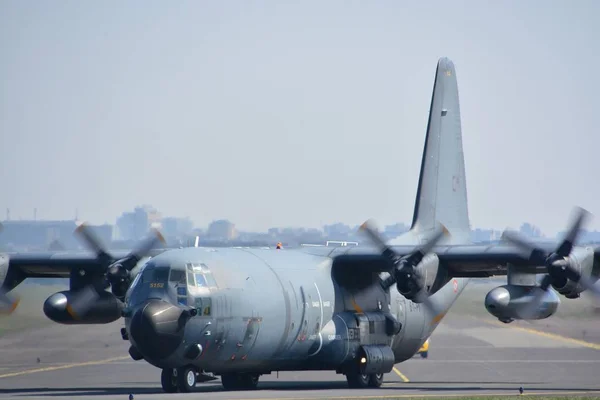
(430, 311, 447, 325)
(350, 297, 363, 314)
(392, 366, 410, 382)
(0, 356, 130, 379)
(478, 317, 600, 351)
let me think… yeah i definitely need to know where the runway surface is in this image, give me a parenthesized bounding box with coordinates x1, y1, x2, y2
(1, 286, 600, 399)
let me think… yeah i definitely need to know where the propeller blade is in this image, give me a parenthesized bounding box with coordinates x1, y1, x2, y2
(359, 220, 397, 261)
(130, 229, 165, 260)
(413, 289, 440, 317)
(119, 229, 165, 272)
(405, 223, 448, 265)
(577, 275, 600, 301)
(65, 285, 100, 320)
(555, 207, 591, 257)
(0, 288, 20, 316)
(74, 223, 112, 264)
(500, 230, 546, 262)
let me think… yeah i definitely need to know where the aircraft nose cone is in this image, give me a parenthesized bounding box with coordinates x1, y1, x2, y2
(485, 287, 510, 310)
(129, 299, 186, 360)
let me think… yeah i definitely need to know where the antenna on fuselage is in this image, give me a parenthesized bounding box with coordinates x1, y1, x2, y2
(194, 236, 200, 247)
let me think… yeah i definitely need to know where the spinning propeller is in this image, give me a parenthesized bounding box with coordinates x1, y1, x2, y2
(0, 223, 20, 316)
(501, 207, 600, 319)
(0, 287, 19, 316)
(65, 223, 165, 320)
(359, 220, 448, 315)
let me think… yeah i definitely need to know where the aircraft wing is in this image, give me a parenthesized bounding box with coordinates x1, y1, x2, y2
(325, 241, 596, 278)
(0, 249, 168, 291)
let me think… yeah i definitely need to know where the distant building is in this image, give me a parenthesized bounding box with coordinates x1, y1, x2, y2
(0, 220, 77, 250)
(162, 217, 194, 239)
(207, 220, 238, 240)
(116, 205, 161, 241)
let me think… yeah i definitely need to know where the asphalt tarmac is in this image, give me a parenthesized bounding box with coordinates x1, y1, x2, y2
(1, 283, 600, 399)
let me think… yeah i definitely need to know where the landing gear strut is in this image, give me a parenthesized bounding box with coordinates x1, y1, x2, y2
(221, 372, 260, 390)
(161, 367, 197, 393)
(346, 372, 384, 388)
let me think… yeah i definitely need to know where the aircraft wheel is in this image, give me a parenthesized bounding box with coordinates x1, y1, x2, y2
(368, 373, 384, 388)
(346, 372, 370, 388)
(240, 373, 259, 389)
(177, 366, 197, 392)
(221, 373, 259, 390)
(161, 368, 178, 393)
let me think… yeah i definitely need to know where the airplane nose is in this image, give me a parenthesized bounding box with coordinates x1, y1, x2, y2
(129, 299, 187, 360)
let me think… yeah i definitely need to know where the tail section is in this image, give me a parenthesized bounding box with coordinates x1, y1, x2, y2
(406, 57, 471, 245)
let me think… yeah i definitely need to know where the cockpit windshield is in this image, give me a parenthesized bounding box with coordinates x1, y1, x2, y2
(126, 262, 172, 307)
(125, 260, 218, 310)
(189, 263, 218, 288)
(141, 266, 170, 283)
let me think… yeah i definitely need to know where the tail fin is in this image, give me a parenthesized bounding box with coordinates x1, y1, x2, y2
(410, 58, 471, 245)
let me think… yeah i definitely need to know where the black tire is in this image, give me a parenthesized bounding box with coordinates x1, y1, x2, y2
(346, 372, 370, 388)
(221, 372, 260, 391)
(368, 373, 384, 388)
(176, 366, 197, 392)
(240, 373, 259, 390)
(161, 368, 178, 393)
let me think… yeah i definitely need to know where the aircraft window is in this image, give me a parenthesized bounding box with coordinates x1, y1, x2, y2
(195, 273, 207, 287)
(141, 266, 169, 283)
(204, 272, 217, 287)
(169, 270, 186, 284)
(187, 271, 196, 287)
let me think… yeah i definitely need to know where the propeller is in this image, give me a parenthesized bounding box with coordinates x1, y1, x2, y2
(0, 223, 20, 316)
(359, 220, 448, 315)
(0, 287, 20, 316)
(501, 206, 600, 319)
(65, 223, 165, 320)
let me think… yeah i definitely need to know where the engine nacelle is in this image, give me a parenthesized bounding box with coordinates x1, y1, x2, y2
(44, 290, 124, 324)
(399, 253, 443, 300)
(551, 246, 595, 299)
(484, 284, 560, 323)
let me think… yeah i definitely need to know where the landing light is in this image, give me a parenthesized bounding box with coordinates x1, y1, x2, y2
(360, 357, 367, 364)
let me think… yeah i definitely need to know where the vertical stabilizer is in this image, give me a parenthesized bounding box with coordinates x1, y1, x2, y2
(409, 58, 471, 245)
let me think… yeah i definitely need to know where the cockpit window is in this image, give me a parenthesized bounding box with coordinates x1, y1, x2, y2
(140, 266, 169, 283)
(187, 263, 218, 288)
(169, 269, 186, 284)
(195, 273, 207, 287)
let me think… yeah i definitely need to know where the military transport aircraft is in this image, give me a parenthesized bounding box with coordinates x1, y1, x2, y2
(1, 57, 600, 393)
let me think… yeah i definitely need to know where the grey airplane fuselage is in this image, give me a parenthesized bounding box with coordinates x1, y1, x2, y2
(123, 246, 467, 374)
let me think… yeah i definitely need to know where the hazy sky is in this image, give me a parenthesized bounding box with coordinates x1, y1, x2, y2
(1, 1, 599, 234)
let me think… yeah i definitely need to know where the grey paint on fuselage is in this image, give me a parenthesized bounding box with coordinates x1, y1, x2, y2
(124, 243, 468, 373)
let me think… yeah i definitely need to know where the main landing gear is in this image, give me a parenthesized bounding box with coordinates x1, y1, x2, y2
(346, 372, 384, 388)
(161, 367, 198, 393)
(220, 372, 260, 390)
